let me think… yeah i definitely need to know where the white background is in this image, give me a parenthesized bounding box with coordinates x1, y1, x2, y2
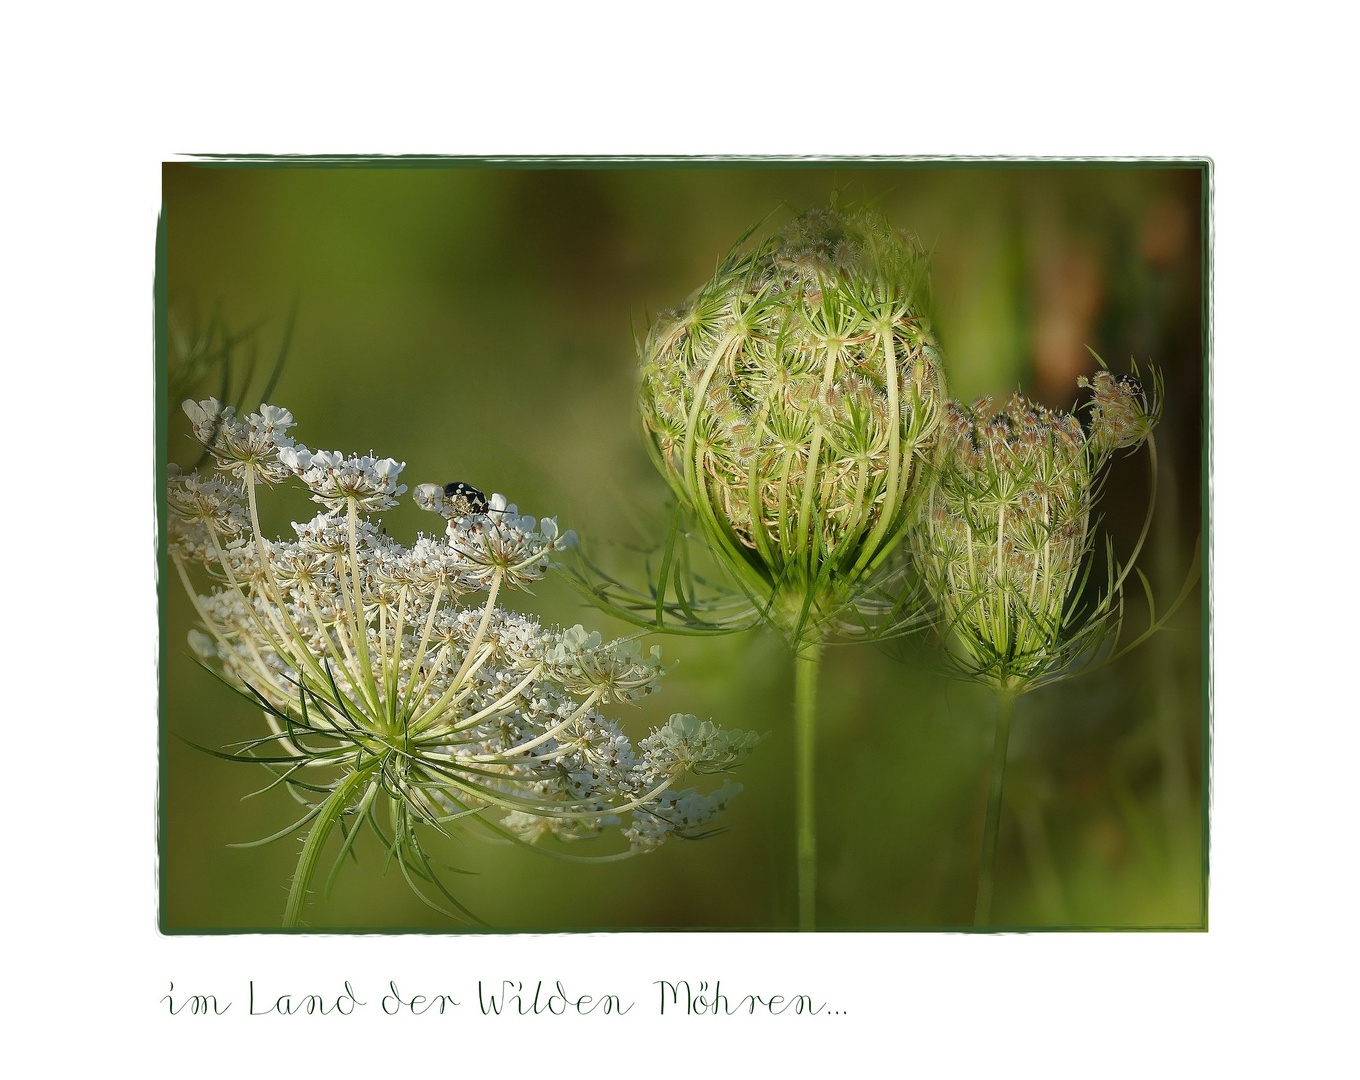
(2, 2, 1354, 1074)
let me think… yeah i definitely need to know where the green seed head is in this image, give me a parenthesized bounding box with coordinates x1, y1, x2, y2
(1078, 369, 1158, 460)
(638, 204, 946, 635)
(915, 372, 1161, 692)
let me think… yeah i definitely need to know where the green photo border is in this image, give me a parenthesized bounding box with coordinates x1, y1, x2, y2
(155, 155, 1213, 934)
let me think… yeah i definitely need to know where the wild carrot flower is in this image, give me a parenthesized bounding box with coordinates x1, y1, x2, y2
(599, 202, 947, 931)
(914, 365, 1163, 694)
(911, 362, 1165, 924)
(636, 203, 946, 641)
(170, 398, 760, 927)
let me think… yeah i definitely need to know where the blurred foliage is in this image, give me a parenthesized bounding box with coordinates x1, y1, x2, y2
(167, 301, 295, 462)
(162, 163, 1204, 929)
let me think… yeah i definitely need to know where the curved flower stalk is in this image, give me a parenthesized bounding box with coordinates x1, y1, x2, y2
(912, 361, 1178, 924)
(580, 203, 946, 930)
(170, 398, 760, 927)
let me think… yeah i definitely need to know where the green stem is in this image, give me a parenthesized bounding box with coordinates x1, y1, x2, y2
(283, 766, 376, 928)
(975, 687, 1017, 927)
(795, 642, 823, 931)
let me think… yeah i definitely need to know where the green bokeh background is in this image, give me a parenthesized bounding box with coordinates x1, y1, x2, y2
(161, 162, 1205, 930)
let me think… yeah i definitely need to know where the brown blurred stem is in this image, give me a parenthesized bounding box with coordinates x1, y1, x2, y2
(975, 686, 1018, 926)
(795, 642, 822, 931)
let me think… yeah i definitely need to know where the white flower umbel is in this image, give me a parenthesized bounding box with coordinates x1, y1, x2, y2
(172, 400, 760, 927)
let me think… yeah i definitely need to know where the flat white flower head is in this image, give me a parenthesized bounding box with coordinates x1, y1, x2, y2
(282, 447, 408, 511)
(168, 401, 760, 924)
(441, 494, 576, 590)
(540, 625, 671, 703)
(184, 397, 298, 483)
(640, 713, 764, 776)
